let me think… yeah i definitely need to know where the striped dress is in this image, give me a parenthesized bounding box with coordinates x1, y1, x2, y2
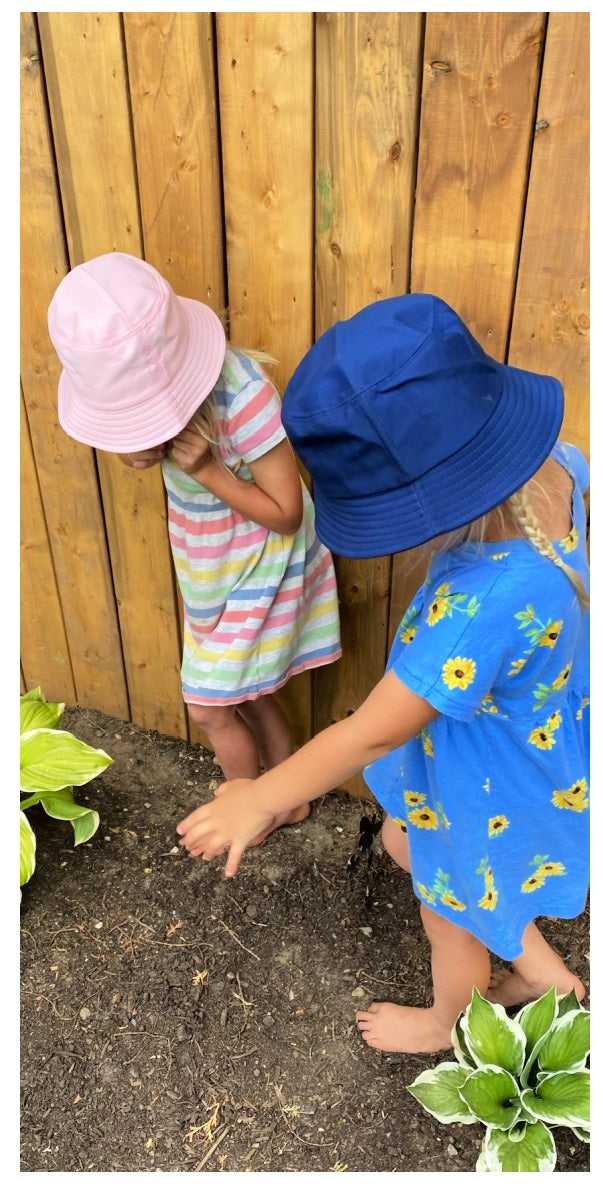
(161, 348, 342, 705)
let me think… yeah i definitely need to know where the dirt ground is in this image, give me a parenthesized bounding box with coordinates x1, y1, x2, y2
(20, 706, 590, 1174)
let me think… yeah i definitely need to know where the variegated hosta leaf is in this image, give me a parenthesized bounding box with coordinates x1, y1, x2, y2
(406, 1062, 477, 1124)
(571, 1126, 590, 1144)
(451, 1012, 477, 1069)
(516, 987, 558, 1056)
(521, 1070, 590, 1128)
(457, 1065, 522, 1130)
(20, 728, 113, 792)
(557, 989, 582, 1017)
(40, 792, 100, 845)
(481, 1121, 557, 1172)
(537, 1009, 590, 1073)
(20, 811, 36, 888)
(462, 988, 526, 1074)
(20, 691, 65, 735)
(518, 987, 559, 1087)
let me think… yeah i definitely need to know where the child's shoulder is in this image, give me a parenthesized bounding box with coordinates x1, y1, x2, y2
(218, 346, 270, 393)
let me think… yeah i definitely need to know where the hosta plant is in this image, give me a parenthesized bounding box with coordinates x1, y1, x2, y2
(20, 688, 113, 892)
(407, 986, 589, 1172)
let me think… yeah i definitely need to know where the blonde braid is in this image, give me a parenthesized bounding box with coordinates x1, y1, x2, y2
(506, 485, 589, 610)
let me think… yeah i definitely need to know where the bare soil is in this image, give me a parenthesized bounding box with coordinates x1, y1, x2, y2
(20, 707, 590, 1173)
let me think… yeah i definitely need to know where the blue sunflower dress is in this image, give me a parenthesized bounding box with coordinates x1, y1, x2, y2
(364, 442, 589, 961)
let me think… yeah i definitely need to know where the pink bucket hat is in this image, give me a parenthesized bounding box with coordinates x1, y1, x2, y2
(48, 252, 227, 453)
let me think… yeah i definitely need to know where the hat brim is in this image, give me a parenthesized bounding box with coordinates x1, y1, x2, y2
(57, 296, 226, 453)
(310, 364, 564, 558)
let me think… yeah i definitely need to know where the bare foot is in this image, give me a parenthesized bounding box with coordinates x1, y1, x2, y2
(487, 966, 585, 1009)
(356, 1002, 453, 1055)
(249, 802, 311, 847)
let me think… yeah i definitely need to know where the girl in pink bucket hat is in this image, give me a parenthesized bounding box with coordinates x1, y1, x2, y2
(48, 252, 341, 842)
(177, 293, 589, 1056)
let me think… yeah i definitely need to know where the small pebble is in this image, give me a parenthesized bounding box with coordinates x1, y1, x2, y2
(351, 987, 365, 999)
(79, 1007, 91, 1020)
(446, 1144, 458, 1157)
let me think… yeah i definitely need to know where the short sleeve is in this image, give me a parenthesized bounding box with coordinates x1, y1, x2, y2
(391, 572, 508, 721)
(555, 441, 590, 495)
(225, 370, 287, 464)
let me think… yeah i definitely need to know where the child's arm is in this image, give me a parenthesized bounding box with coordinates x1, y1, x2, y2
(117, 447, 166, 470)
(170, 428, 303, 534)
(177, 670, 438, 876)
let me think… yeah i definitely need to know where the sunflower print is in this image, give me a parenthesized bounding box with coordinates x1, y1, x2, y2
(508, 657, 528, 677)
(425, 584, 480, 627)
(392, 816, 407, 833)
(528, 711, 562, 751)
(419, 728, 434, 757)
(476, 858, 498, 909)
(404, 790, 426, 807)
(522, 854, 566, 894)
(515, 605, 563, 651)
(551, 778, 589, 812)
(533, 663, 572, 711)
(434, 869, 466, 911)
(491, 552, 510, 560)
(576, 697, 589, 721)
(479, 693, 504, 716)
(560, 526, 579, 553)
(416, 882, 436, 905)
(399, 605, 420, 643)
(442, 656, 476, 690)
(488, 815, 509, 836)
(408, 805, 438, 830)
(478, 887, 498, 911)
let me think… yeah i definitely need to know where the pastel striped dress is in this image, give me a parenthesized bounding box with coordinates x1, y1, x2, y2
(161, 348, 342, 705)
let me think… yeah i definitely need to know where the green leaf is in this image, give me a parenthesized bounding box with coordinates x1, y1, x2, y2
(571, 1126, 590, 1144)
(517, 987, 559, 1086)
(406, 1062, 477, 1125)
(521, 1071, 590, 1128)
(20, 728, 113, 792)
(557, 989, 582, 1017)
(20, 687, 42, 702)
(20, 692, 64, 734)
(20, 811, 36, 888)
(451, 1012, 477, 1069)
(537, 1009, 590, 1073)
(463, 987, 526, 1074)
(72, 809, 100, 845)
(458, 1066, 522, 1130)
(481, 1121, 557, 1172)
(516, 987, 558, 1055)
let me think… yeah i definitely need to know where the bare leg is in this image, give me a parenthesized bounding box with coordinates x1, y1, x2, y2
(357, 817, 490, 1053)
(238, 694, 310, 834)
(487, 920, 586, 1008)
(357, 905, 491, 1054)
(187, 703, 261, 780)
(188, 699, 309, 844)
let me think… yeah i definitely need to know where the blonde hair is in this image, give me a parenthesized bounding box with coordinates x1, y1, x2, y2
(436, 480, 589, 611)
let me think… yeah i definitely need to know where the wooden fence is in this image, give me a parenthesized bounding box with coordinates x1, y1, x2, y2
(20, 11, 589, 796)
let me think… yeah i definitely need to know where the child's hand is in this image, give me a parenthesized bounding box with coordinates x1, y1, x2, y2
(170, 427, 213, 475)
(117, 446, 166, 469)
(176, 780, 274, 877)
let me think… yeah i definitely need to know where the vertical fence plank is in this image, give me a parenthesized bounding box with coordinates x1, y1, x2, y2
(20, 11, 128, 716)
(38, 11, 186, 737)
(124, 10, 227, 747)
(215, 11, 315, 746)
(390, 11, 547, 664)
(314, 12, 423, 794)
(509, 12, 589, 453)
(412, 11, 545, 351)
(20, 392, 76, 702)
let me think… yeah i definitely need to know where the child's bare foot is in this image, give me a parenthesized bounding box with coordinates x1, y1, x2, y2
(487, 966, 585, 1008)
(356, 1002, 453, 1054)
(249, 802, 311, 847)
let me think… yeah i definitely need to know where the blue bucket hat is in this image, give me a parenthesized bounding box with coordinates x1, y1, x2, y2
(282, 294, 564, 558)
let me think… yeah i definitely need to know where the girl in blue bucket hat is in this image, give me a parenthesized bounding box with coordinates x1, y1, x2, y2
(177, 294, 589, 1055)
